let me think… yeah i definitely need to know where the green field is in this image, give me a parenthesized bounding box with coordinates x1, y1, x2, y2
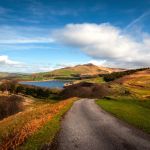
(96, 97, 150, 134)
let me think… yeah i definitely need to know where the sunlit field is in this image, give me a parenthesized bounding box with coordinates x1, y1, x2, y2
(0, 97, 77, 149)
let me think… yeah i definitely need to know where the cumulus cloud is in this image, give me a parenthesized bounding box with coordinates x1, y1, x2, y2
(0, 55, 21, 65)
(0, 55, 25, 72)
(53, 23, 150, 68)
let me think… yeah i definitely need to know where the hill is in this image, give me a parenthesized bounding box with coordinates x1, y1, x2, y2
(49, 63, 125, 76)
(116, 69, 150, 99)
(0, 64, 125, 81)
(51, 63, 108, 76)
(0, 72, 25, 80)
(29, 63, 125, 81)
(0, 72, 13, 78)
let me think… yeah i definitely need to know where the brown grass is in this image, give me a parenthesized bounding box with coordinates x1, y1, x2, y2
(113, 69, 150, 99)
(0, 98, 76, 150)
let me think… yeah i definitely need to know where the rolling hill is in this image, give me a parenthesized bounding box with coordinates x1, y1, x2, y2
(0, 72, 20, 79)
(0, 72, 12, 78)
(29, 63, 125, 81)
(0, 64, 125, 81)
(50, 63, 125, 76)
(117, 69, 150, 99)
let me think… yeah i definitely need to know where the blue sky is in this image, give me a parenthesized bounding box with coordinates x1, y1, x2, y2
(0, 0, 150, 72)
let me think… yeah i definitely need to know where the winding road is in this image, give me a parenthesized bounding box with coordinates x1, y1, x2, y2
(55, 99, 150, 150)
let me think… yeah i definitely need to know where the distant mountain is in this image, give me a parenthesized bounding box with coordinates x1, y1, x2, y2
(30, 63, 125, 81)
(50, 63, 109, 76)
(0, 72, 26, 80)
(0, 64, 125, 81)
(49, 63, 125, 76)
(0, 72, 17, 78)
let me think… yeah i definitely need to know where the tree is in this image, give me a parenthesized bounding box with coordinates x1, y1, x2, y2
(15, 85, 25, 94)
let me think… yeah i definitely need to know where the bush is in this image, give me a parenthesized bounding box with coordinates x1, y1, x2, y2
(0, 95, 23, 120)
(0, 80, 17, 93)
(59, 82, 111, 99)
(15, 84, 62, 99)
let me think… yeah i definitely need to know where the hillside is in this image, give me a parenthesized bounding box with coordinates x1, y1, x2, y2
(0, 64, 125, 81)
(50, 63, 125, 76)
(0, 72, 13, 78)
(117, 69, 150, 99)
(28, 63, 125, 81)
(96, 68, 150, 135)
(0, 72, 25, 80)
(51, 63, 108, 76)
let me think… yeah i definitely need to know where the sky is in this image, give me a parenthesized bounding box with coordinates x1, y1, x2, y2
(0, 0, 150, 73)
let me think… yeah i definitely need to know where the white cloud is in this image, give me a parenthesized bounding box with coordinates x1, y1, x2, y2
(53, 23, 150, 68)
(0, 56, 58, 73)
(0, 55, 21, 65)
(88, 60, 107, 66)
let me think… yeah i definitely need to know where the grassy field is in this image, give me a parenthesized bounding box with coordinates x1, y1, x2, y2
(21, 102, 72, 149)
(73, 77, 105, 85)
(96, 97, 150, 134)
(117, 69, 150, 99)
(81, 77, 105, 84)
(0, 97, 77, 149)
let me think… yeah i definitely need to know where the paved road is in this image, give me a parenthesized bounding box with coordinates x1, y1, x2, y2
(56, 99, 150, 150)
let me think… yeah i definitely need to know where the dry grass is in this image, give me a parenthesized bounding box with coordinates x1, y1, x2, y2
(0, 97, 76, 150)
(114, 69, 150, 99)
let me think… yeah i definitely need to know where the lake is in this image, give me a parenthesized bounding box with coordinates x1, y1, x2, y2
(20, 80, 70, 88)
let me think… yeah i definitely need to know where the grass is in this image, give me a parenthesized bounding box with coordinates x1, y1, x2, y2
(21, 100, 73, 149)
(81, 77, 105, 84)
(96, 97, 150, 134)
(74, 77, 105, 85)
(52, 69, 77, 76)
(0, 97, 77, 149)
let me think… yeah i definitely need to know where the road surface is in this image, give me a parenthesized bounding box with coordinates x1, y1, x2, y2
(55, 99, 150, 150)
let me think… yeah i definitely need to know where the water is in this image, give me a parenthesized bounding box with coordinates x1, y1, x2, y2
(20, 80, 69, 88)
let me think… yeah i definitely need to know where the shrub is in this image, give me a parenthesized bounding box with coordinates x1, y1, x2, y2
(0, 80, 61, 99)
(0, 95, 23, 120)
(59, 82, 111, 99)
(15, 84, 62, 99)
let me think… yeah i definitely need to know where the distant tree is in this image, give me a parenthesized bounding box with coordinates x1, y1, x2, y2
(9, 80, 17, 94)
(103, 68, 149, 82)
(15, 85, 25, 94)
(0, 80, 10, 93)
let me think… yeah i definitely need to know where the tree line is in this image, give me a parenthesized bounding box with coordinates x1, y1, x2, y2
(102, 68, 149, 82)
(0, 80, 61, 99)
